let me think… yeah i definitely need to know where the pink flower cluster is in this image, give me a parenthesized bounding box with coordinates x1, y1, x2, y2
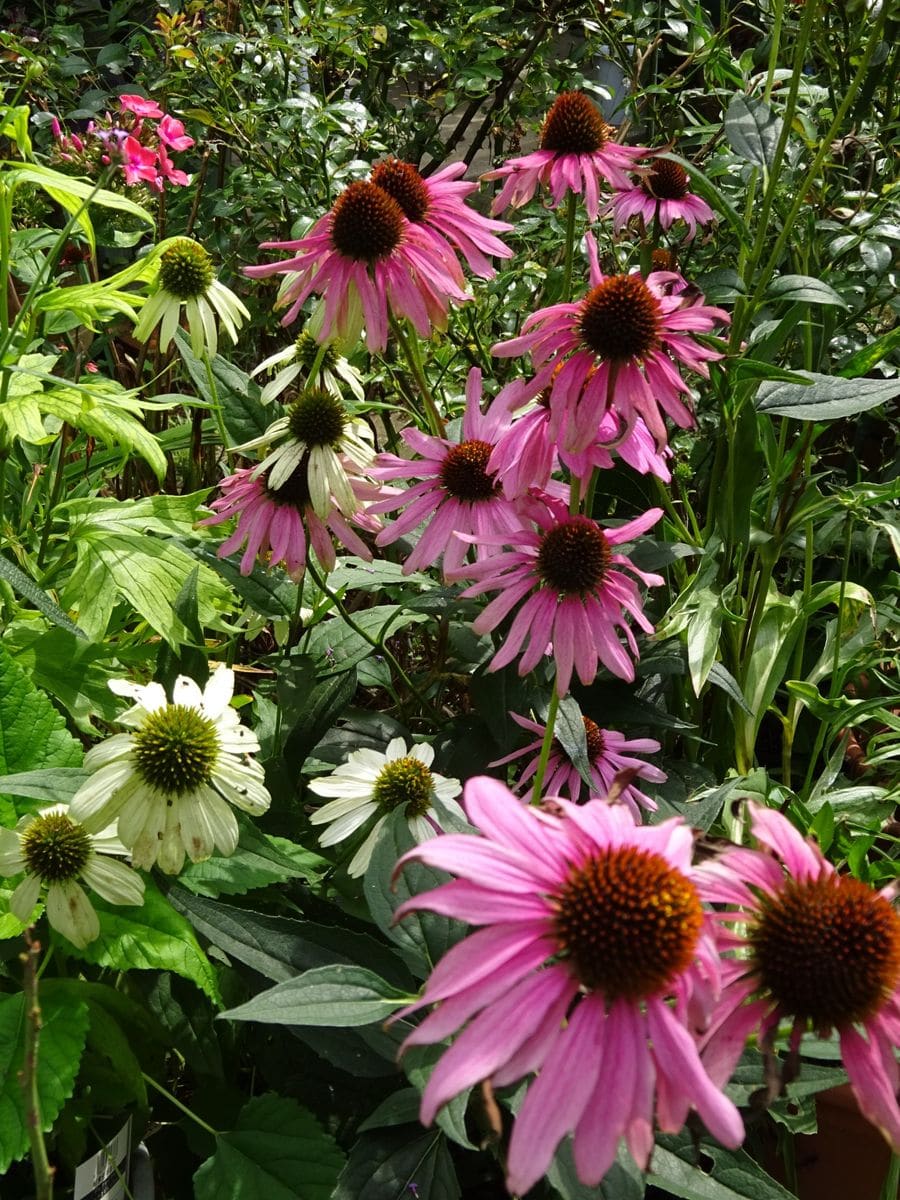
(51, 94, 193, 192)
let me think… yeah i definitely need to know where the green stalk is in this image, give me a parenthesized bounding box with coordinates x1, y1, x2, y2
(21, 933, 54, 1200)
(388, 316, 444, 438)
(561, 191, 578, 302)
(202, 350, 230, 454)
(879, 1155, 900, 1200)
(142, 1074, 219, 1137)
(530, 688, 560, 805)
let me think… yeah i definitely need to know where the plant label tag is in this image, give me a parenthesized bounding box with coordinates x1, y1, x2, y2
(73, 1117, 132, 1200)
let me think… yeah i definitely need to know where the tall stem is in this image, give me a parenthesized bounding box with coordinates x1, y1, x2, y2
(202, 350, 230, 454)
(561, 191, 578, 303)
(388, 317, 444, 438)
(21, 932, 54, 1200)
(530, 688, 560, 805)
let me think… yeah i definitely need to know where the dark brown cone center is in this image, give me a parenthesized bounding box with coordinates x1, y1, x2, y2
(578, 275, 661, 361)
(330, 181, 404, 262)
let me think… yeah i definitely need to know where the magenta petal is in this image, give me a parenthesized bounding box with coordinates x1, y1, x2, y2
(506, 998, 604, 1196)
(572, 998, 631, 1184)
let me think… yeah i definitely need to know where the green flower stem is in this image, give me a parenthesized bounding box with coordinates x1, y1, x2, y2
(879, 1154, 900, 1200)
(201, 350, 231, 454)
(389, 316, 444, 439)
(305, 556, 444, 724)
(530, 688, 560, 805)
(21, 932, 54, 1200)
(561, 191, 578, 303)
(142, 1073, 219, 1137)
(36, 423, 71, 570)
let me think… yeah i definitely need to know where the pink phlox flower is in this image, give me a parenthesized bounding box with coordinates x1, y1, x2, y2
(121, 136, 159, 186)
(609, 156, 714, 241)
(482, 92, 647, 223)
(368, 368, 527, 578)
(119, 94, 164, 119)
(157, 113, 194, 151)
(490, 711, 665, 819)
(369, 158, 513, 281)
(157, 142, 190, 188)
(492, 233, 728, 453)
(392, 775, 743, 1193)
(698, 801, 900, 1154)
(244, 180, 470, 352)
(200, 460, 382, 578)
(450, 500, 664, 695)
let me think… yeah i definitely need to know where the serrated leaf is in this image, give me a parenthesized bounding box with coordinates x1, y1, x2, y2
(220, 964, 409, 1026)
(193, 1093, 344, 1200)
(0, 647, 82, 804)
(724, 94, 782, 168)
(0, 555, 86, 638)
(54, 877, 222, 1005)
(766, 275, 848, 307)
(0, 767, 88, 807)
(0, 989, 90, 1172)
(756, 373, 900, 420)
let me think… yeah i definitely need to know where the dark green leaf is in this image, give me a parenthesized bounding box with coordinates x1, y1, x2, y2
(333, 1127, 459, 1200)
(547, 1141, 644, 1200)
(193, 1093, 344, 1200)
(175, 331, 269, 446)
(766, 275, 848, 307)
(0, 767, 88, 806)
(650, 1133, 796, 1200)
(554, 696, 593, 789)
(724, 95, 782, 168)
(176, 819, 326, 898)
(756, 373, 900, 420)
(0, 647, 82, 806)
(837, 326, 900, 378)
(220, 964, 410, 1027)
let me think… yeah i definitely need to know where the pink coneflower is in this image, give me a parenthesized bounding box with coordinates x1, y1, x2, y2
(699, 802, 900, 1152)
(610, 158, 713, 241)
(483, 92, 646, 223)
(453, 502, 663, 695)
(489, 381, 671, 499)
(244, 180, 470, 352)
(393, 776, 743, 1193)
(201, 459, 380, 577)
(369, 158, 513, 280)
(490, 712, 664, 818)
(492, 234, 728, 452)
(368, 369, 525, 577)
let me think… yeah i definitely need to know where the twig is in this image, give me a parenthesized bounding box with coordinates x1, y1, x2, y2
(20, 930, 54, 1200)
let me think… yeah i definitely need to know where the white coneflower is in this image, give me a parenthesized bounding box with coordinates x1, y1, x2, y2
(307, 737, 462, 878)
(251, 330, 365, 405)
(239, 386, 374, 519)
(132, 238, 250, 358)
(0, 806, 144, 948)
(69, 666, 270, 875)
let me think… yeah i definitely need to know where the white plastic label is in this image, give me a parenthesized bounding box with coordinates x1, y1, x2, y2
(73, 1117, 132, 1200)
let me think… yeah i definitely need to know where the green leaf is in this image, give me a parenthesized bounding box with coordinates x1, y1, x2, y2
(838, 326, 900, 378)
(687, 588, 723, 696)
(220, 964, 410, 1027)
(736, 592, 804, 768)
(766, 275, 848, 307)
(707, 662, 753, 716)
(547, 1141, 644, 1200)
(724, 94, 782, 168)
(0, 646, 82, 796)
(649, 1134, 796, 1200)
(177, 819, 326, 898)
(306, 606, 430, 675)
(756, 373, 900, 420)
(194, 1093, 344, 1200)
(334, 1128, 459, 1200)
(0, 104, 32, 156)
(54, 876, 222, 1005)
(175, 331, 269, 447)
(0, 988, 90, 1172)
(40, 382, 167, 479)
(0, 767, 88, 807)
(0, 555, 86, 638)
(554, 696, 593, 789)
(166, 886, 413, 989)
(145, 973, 224, 1079)
(366, 810, 468, 978)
